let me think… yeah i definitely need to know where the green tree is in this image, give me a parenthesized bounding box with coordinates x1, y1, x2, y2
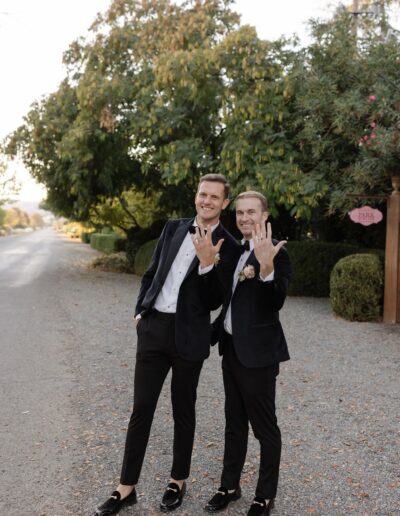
(216, 27, 323, 218)
(289, 6, 400, 218)
(7, 0, 400, 236)
(7, 1, 240, 222)
(63, 0, 318, 217)
(6, 80, 139, 221)
(0, 206, 5, 227)
(0, 154, 19, 205)
(4, 207, 30, 228)
(64, 0, 240, 215)
(90, 188, 164, 233)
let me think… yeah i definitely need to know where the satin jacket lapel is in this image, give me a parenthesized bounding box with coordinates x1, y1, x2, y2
(160, 219, 193, 281)
(231, 251, 259, 301)
(211, 223, 224, 245)
(245, 251, 259, 269)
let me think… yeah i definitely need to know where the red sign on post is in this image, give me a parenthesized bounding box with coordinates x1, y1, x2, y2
(349, 206, 383, 226)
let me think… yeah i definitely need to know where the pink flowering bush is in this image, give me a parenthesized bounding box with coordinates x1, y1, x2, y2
(358, 89, 400, 179)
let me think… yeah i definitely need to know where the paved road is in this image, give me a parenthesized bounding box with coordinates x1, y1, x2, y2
(0, 229, 399, 515)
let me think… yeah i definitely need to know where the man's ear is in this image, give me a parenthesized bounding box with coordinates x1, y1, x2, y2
(222, 198, 230, 210)
(263, 211, 269, 222)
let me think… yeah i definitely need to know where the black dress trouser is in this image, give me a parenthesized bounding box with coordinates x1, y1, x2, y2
(120, 310, 204, 485)
(221, 333, 281, 499)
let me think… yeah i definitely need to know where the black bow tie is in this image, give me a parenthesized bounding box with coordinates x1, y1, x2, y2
(189, 225, 208, 235)
(241, 240, 250, 253)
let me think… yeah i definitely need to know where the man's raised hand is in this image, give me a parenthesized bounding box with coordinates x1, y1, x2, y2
(191, 225, 224, 268)
(252, 222, 287, 278)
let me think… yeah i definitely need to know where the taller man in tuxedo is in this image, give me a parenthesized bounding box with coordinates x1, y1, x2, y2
(95, 174, 239, 516)
(205, 191, 291, 516)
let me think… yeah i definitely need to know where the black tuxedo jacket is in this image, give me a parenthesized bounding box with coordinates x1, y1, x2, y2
(135, 218, 239, 361)
(214, 244, 291, 368)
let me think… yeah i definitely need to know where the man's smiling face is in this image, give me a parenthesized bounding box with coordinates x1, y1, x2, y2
(195, 180, 229, 226)
(235, 197, 268, 240)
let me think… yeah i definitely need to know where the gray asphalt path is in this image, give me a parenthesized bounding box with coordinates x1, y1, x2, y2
(0, 229, 399, 516)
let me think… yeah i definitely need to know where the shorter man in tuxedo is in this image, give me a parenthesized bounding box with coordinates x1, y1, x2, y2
(205, 191, 291, 516)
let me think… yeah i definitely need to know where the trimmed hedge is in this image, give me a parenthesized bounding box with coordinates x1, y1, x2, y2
(286, 241, 384, 297)
(134, 238, 159, 276)
(132, 238, 385, 301)
(330, 254, 383, 321)
(126, 219, 166, 267)
(81, 231, 95, 244)
(90, 232, 127, 254)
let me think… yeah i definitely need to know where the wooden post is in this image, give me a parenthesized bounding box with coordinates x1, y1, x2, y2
(383, 175, 400, 323)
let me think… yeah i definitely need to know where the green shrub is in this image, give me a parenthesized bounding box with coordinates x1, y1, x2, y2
(90, 233, 127, 254)
(0, 206, 6, 227)
(130, 238, 386, 297)
(330, 254, 383, 321)
(115, 237, 127, 252)
(134, 238, 159, 276)
(90, 252, 134, 273)
(286, 241, 384, 297)
(81, 231, 95, 244)
(126, 219, 166, 267)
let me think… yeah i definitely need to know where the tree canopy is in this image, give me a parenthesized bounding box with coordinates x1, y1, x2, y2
(4, 0, 400, 231)
(0, 154, 19, 205)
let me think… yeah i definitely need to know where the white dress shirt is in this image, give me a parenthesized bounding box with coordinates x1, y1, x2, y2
(224, 239, 274, 334)
(153, 220, 218, 313)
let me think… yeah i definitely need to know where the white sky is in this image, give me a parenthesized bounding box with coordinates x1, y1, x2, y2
(0, 0, 341, 201)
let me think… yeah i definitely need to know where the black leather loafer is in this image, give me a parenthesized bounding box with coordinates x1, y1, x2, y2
(160, 481, 186, 512)
(95, 489, 137, 516)
(204, 486, 241, 512)
(247, 497, 275, 515)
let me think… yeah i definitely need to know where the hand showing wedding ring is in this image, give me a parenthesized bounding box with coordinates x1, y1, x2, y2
(251, 222, 287, 272)
(191, 224, 225, 268)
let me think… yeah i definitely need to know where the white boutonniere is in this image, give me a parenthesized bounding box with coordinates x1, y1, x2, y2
(239, 264, 255, 281)
(214, 253, 221, 266)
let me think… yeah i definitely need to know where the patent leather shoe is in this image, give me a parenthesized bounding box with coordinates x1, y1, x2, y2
(204, 487, 242, 512)
(204, 486, 241, 512)
(160, 481, 186, 512)
(94, 488, 137, 516)
(247, 497, 275, 515)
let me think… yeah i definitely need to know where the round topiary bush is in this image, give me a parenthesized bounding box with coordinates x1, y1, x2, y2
(330, 253, 383, 321)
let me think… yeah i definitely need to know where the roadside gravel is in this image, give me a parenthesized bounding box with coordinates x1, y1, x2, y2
(61, 241, 399, 516)
(3, 234, 398, 515)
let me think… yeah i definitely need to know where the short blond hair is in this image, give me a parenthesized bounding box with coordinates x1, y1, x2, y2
(235, 191, 268, 212)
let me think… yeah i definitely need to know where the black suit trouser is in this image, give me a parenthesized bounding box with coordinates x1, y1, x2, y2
(120, 310, 204, 485)
(221, 334, 281, 499)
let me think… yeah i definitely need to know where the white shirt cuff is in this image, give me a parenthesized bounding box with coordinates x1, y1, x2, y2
(198, 264, 214, 275)
(135, 314, 142, 320)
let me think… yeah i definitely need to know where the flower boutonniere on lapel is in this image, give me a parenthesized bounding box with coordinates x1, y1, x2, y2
(214, 253, 221, 266)
(239, 264, 255, 282)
